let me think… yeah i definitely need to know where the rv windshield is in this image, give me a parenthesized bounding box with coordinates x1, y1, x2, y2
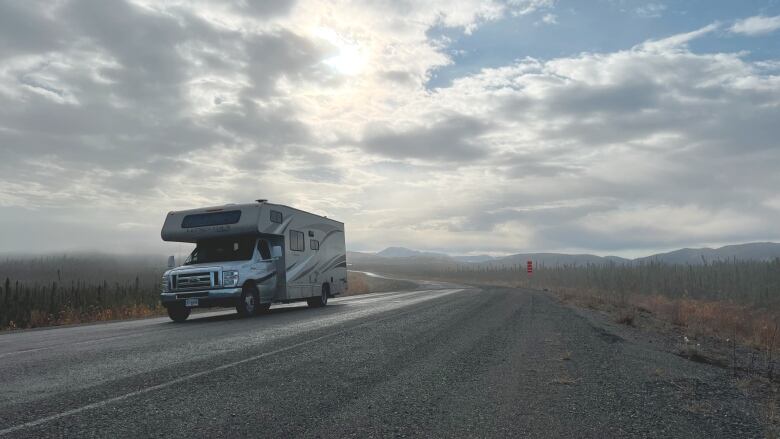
(185, 236, 254, 265)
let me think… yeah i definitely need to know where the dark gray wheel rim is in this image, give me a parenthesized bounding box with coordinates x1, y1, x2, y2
(244, 289, 256, 313)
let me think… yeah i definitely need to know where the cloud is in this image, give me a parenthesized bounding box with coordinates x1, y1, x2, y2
(635, 3, 666, 18)
(508, 0, 556, 16)
(0, 3, 778, 256)
(361, 115, 490, 162)
(0, 1, 66, 58)
(375, 24, 780, 253)
(539, 13, 558, 25)
(637, 23, 719, 51)
(730, 15, 780, 36)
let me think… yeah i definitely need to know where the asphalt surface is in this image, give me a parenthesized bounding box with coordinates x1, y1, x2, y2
(0, 283, 765, 438)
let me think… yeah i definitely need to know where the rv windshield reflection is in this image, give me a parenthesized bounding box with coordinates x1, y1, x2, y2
(185, 236, 254, 265)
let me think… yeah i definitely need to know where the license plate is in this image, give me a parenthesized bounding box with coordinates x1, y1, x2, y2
(185, 298, 199, 307)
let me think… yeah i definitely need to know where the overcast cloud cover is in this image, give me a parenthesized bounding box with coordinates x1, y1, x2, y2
(0, 0, 779, 257)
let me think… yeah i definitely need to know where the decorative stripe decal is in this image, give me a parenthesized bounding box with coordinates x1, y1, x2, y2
(278, 216, 293, 234)
(290, 263, 318, 283)
(323, 255, 347, 273)
(255, 271, 276, 284)
(319, 229, 343, 246)
(288, 254, 346, 283)
(264, 215, 294, 235)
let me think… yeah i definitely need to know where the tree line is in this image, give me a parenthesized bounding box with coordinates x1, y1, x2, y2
(1, 254, 166, 329)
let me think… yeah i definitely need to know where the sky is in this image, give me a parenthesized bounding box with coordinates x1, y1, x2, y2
(0, 0, 779, 258)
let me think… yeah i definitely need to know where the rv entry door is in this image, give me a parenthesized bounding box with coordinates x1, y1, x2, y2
(271, 245, 286, 298)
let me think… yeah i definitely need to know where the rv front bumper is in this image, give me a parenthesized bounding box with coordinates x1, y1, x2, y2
(160, 288, 242, 307)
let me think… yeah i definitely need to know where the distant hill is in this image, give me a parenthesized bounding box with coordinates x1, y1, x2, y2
(350, 247, 628, 267)
(492, 253, 630, 267)
(634, 242, 780, 265)
(452, 255, 496, 263)
(375, 247, 497, 263)
(376, 247, 443, 258)
(350, 242, 780, 268)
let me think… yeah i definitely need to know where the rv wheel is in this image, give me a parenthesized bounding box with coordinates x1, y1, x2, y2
(307, 283, 329, 308)
(237, 282, 259, 317)
(167, 305, 190, 323)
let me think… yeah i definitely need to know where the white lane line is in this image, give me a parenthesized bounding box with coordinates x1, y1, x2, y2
(338, 290, 451, 305)
(0, 288, 464, 436)
(351, 271, 385, 278)
(0, 330, 181, 358)
(0, 318, 218, 357)
(334, 289, 437, 303)
(0, 347, 50, 359)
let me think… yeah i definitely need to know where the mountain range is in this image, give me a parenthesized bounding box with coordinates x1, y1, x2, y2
(350, 242, 780, 267)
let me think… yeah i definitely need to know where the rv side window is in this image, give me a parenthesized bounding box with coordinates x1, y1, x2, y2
(270, 210, 283, 224)
(310, 239, 319, 251)
(289, 230, 305, 251)
(257, 239, 272, 260)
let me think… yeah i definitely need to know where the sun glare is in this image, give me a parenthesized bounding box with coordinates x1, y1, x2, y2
(314, 27, 367, 75)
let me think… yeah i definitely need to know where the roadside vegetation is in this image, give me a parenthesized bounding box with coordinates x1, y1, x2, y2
(0, 254, 167, 330)
(0, 255, 418, 330)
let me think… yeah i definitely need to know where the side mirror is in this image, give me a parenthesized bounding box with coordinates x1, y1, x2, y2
(271, 246, 283, 259)
(167, 255, 176, 269)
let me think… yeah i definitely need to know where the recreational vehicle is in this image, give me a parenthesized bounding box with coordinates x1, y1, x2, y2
(159, 200, 347, 322)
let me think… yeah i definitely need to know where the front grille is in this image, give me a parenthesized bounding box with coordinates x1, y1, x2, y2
(173, 271, 217, 290)
(176, 291, 210, 299)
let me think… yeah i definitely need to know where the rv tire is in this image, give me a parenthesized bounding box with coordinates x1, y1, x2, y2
(237, 282, 259, 317)
(167, 305, 190, 323)
(307, 283, 329, 308)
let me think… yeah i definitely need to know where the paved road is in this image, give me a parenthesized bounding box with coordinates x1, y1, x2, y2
(0, 284, 764, 438)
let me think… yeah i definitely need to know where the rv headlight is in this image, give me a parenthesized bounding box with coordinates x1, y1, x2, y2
(223, 270, 239, 287)
(161, 275, 170, 293)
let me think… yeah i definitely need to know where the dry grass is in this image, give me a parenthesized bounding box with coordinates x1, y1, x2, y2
(15, 304, 165, 329)
(734, 376, 780, 437)
(615, 309, 636, 326)
(555, 288, 780, 356)
(346, 271, 371, 295)
(3, 279, 165, 331)
(633, 295, 780, 351)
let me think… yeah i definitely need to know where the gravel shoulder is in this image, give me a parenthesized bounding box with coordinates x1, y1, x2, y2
(554, 290, 779, 438)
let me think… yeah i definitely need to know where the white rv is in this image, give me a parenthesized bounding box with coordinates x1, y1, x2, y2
(160, 200, 347, 322)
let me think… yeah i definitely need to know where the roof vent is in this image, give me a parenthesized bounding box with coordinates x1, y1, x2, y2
(256, 199, 267, 203)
